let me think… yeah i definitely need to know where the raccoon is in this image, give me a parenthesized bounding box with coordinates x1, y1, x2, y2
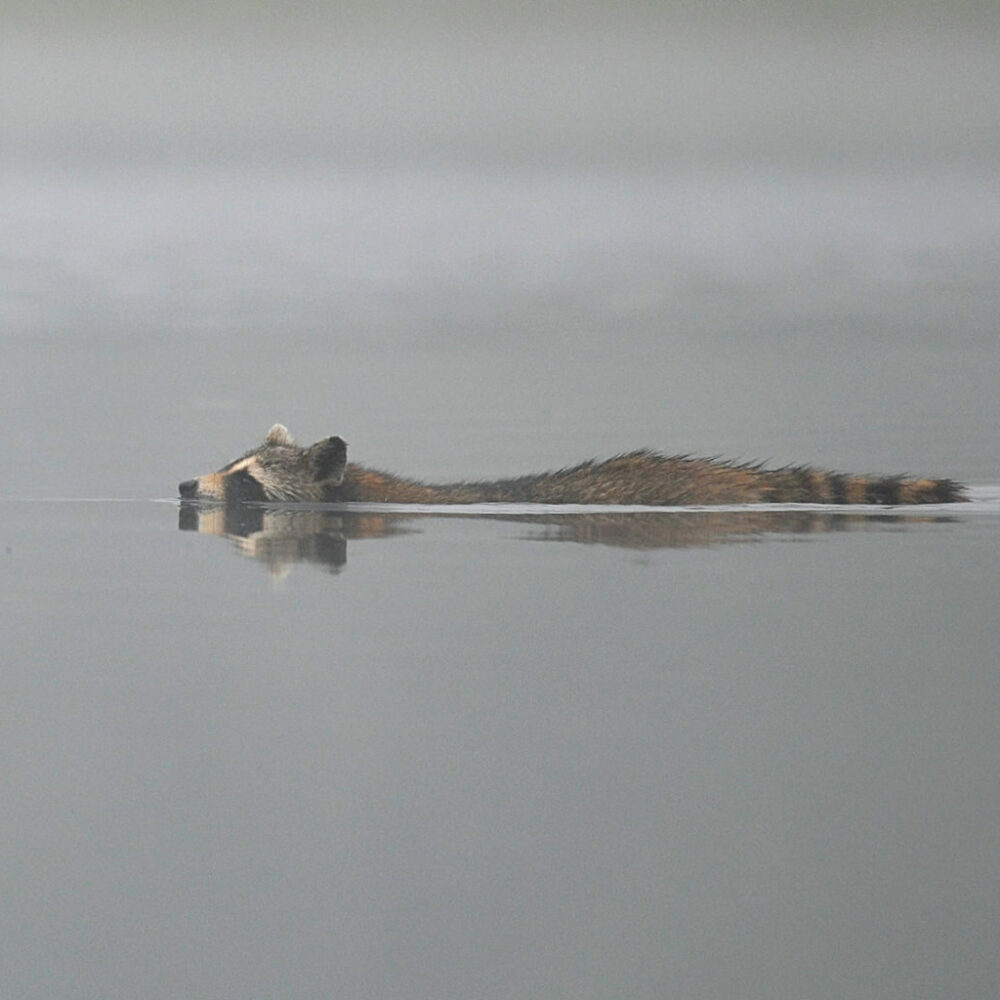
(178, 424, 966, 506)
(179, 425, 348, 503)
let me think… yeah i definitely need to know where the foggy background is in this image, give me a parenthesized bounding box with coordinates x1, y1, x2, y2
(2, 0, 999, 495)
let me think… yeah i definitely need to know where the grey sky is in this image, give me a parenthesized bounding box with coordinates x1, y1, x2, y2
(4, 2, 999, 167)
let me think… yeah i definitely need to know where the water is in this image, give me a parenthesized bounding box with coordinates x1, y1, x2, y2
(3, 3, 1000, 997)
(3, 497, 999, 999)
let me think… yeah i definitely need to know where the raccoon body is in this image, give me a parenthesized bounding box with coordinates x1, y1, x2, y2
(178, 424, 966, 506)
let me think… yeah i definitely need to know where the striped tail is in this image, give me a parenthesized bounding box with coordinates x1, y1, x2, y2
(763, 468, 966, 504)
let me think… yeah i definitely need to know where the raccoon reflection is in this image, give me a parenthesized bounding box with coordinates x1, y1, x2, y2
(179, 505, 347, 576)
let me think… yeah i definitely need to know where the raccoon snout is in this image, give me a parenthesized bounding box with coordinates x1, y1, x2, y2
(179, 479, 199, 498)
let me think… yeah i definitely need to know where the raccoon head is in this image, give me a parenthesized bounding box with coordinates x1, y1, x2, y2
(179, 424, 348, 503)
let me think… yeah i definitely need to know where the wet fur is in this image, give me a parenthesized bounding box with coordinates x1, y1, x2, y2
(179, 424, 966, 506)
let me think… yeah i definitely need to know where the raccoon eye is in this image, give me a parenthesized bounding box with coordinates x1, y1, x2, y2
(226, 468, 266, 503)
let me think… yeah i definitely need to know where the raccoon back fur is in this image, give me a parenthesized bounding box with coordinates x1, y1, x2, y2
(178, 424, 966, 506)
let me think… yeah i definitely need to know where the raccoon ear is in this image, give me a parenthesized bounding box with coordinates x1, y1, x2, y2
(307, 436, 348, 484)
(264, 424, 294, 446)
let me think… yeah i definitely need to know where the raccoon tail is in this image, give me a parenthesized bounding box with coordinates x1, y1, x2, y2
(764, 468, 967, 505)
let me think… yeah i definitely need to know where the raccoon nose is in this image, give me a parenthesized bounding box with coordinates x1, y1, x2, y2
(179, 479, 199, 498)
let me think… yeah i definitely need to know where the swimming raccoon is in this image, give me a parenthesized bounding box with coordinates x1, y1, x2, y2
(178, 424, 966, 506)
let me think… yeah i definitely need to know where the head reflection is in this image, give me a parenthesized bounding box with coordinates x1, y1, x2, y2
(178, 504, 350, 576)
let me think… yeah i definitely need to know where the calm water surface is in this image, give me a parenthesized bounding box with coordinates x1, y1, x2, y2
(2, 497, 998, 999)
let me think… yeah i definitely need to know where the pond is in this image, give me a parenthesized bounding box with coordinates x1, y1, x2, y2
(3, 495, 998, 999)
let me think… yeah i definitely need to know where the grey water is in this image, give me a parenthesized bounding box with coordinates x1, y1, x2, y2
(3, 3, 1000, 998)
